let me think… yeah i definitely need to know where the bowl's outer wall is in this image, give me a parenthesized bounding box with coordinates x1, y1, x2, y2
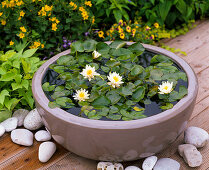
(32, 43, 198, 161)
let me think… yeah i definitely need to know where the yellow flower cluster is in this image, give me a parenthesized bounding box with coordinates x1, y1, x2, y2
(0, 12, 3, 17)
(38, 5, 53, 16)
(85, 1, 92, 7)
(69, 1, 77, 10)
(98, 31, 104, 38)
(1, 0, 24, 8)
(49, 17, 60, 31)
(79, 7, 88, 20)
(29, 41, 44, 49)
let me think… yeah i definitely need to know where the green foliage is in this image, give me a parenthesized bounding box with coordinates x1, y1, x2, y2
(131, 0, 209, 28)
(43, 40, 188, 121)
(0, 43, 44, 122)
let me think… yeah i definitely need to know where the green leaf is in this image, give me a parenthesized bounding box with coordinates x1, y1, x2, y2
(158, 1, 173, 21)
(128, 42, 145, 56)
(106, 60, 120, 68)
(132, 86, 146, 102)
(107, 113, 121, 120)
(57, 55, 76, 66)
(0, 109, 12, 122)
(83, 39, 97, 52)
(110, 41, 126, 49)
(113, 9, 122, 22)
(98, 107, 109, 116)
(22, 49, 38, 58)
(96, 42, 110, 54)
(151, 55, 172, 64)
(42, 82, 56, 91)
(0, 90, 10, 105)
(109, 106, 119, 114)
(48, 102, 59, 109)
(160, 103, 173, 110)
(131, 65, 144, 76)
(71, 41, 84, 53)
(150, 68, 163, 80)
(106, 90, 121, 104)
(4, 98, 20, 111)
(110, 48, 133, 57)
(147, 86, 158, 97)
(101, 66, 110, 73)
(92, 96, 111, 106)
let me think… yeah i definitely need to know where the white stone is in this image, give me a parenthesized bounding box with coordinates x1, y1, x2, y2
(0, 124, 5, 137)
(178, 144, 202, 167)
(142, 156, 158, 170)
(24, 108, 43, 130)
(184, 126, 209, 148)
(97, 162, 113, 170)
(39, 142, 56, 163)
(35, 130, 51, 142)
(125, 166, 141, 170)
(13, 109, 29, 127)
(11, 129, 33, 146)
(1, 117, 18, 132)
(114, 163, 124, 170)
(153, 158, 180, 170)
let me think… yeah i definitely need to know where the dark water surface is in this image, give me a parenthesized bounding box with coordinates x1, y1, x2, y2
(42, 51, 188, 120)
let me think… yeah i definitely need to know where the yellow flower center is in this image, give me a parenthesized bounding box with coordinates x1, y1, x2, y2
(113, 76, 119, 82)
(163, 86, 168, 90)
(87, 69, 92, 75)
(79, 92, 85, 98)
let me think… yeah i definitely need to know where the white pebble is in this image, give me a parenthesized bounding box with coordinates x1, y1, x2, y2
(142, 156, 158, 170)
(11, 129, 33, 146)
(125, 166, 141, 170)
(184, 126, 209, 148)
(39, 142, 56, 163)
(178, 144, 202, 167)
(97, 162, 113, 170)
(1, 117, 18, 132)
(35, 130, 51, 142)
(24, 108, 43, 130)
(0, 124, 5, 137)
(153, 158, 180, 170)
(114, 163, 124, 170)
(13, 109, 29, 127)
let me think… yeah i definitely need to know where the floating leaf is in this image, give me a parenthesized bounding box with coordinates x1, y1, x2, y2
(110, 41, 126, 49)
(42, 82, 56, 91)
(132, 86, 146, 102)
(106, 90, 121, 104)
(92, 96, 110, 106)
(96, 42, 110, 54)
(128, 42, 145, 55)
(160, 103, 173, 110)
(131, 65, 144, 76)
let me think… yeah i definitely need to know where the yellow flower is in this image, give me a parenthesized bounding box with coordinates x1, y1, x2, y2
(34, 41, 41, 48)
(9, 40, 14, 46)
(126, 26, 131, 32)
(18, 17, 22, 20)
(85, 1, 92, 7)
(150, 35, 155, 40)
(20, 11, 25, 17)
(118, 26, 123, 33)
(110, 27, 114, 33)
(16, 1, 24, 6)
(98, 31, 104, 38)
(154, 22, 159, 28)
(118, 19, 123, 25)
(0, 12, 3, 17)
(1, 20, 6, 25)
(52, 23, 57, 31)
(20, 26, 26, 33)
(41, 44, 44, 48)
(18, 33, 25, 39)
(79, 7, 85, 12)
(146, 26, 151, 30)
(92, 17, 95, 24)
(120, 33, 125, 39)
(132, 28, 136, 34)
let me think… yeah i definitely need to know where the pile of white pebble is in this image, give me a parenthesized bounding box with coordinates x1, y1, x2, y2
(0, 108, 208, 169)
(0, 108, 56, 163)
(97, 126, 209, 170)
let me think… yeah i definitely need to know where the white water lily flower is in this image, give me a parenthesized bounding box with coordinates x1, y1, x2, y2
(80, 65, 100, 81)
(73, 88, 90, 102)
(92, 50, 101, 59)
(158, 81, 173, 94)
(107, 72, 123, 88)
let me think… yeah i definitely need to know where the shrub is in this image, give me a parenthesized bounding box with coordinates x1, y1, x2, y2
(131, 0, 209, 28)
(0, 42, 44, 122)
(0, 0, 95, 52)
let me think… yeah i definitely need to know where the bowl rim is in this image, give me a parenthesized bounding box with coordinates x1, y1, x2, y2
(32, 42, 198, 129)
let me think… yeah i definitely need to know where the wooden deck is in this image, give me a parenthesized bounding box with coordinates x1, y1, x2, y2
(0, 20, 209, 170)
